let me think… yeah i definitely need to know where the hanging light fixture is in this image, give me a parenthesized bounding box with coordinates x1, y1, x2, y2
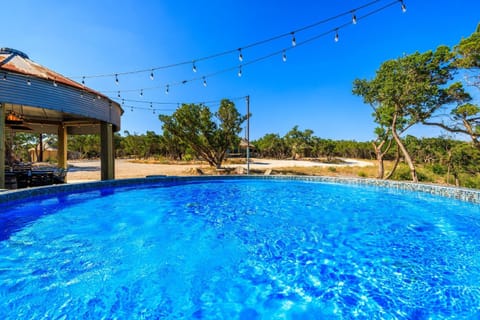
(165, 84, 169, 94)
(352, 12, 357, 24)
(238, 66, 242, 77)
(3, 72, 7, 80)
(334, 29, 339, 42)
(81, 76, 85, 85)
(140, 89, 143, 97)
(282, 50, 287, 62)
(117, 91, 121, 98)
(238, 48, 243, 62)
(192, 61, 197, 73)
(115, 74, 119, 85)
(291, 32, 297, 47)
(27, 78, 31, 85)
(401, 0, 407, 13)
(150, 70, 154, 80)
(203, 76, 207, 87)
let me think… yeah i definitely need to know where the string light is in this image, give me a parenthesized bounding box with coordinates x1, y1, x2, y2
(53, 78, 57, 87)
(165, 84, 169, 94)
(140, 89, 143, 97)
(2, 73, 6, 80)
(150, 70, 154, 80)
(70, 0, 401, 84)
(81, 91, 84, 98)
(282, 50, 287, 62)
(115, 74, 119, 85)
(82, 1, 404, 95)
(131, 106, 133, 112)
(122, 99, 125, 105)
(117, 91, 121, 98)
(400, 0, 407, 13)
(192, 61, 197, 73)
(27, 79, 31, 86)
(150, 102, 153, 108)
(82, 76, 85, 85)
(352, 12, 357, 24)
(203, 76, 207, 87)
(238, 48, 243, 62)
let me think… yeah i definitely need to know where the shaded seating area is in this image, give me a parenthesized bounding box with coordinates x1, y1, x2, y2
(4, 163, 67, 189)
(1, 48, 123, 189)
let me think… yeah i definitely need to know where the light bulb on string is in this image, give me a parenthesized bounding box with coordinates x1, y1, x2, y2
(238, 66, 242, 77)
(334, 29, 339, 42)
(400, 0, 407, 12)
(238, 48, 243, 62)
(2, 73, 7, 80)
(165, 85, 169, 95)
(150, 70, 154, 80)
(115, 74, 119, 85)
(352, 12, 357, 24)
(153, 109, 156, 115)
(80, 91, 84, 98)
(150, 102, 153, 108)
(81, 76, 85, 85)
(203, 76, 207, 87)
(27, 79, 31, 86)
(53, 78, 57, 87)
(192, 61, 197, 73)
(122, 99, 125, 105)
(131, 107, 133, 112)
(140, 89, 143, 97)
(291, 32, 296, 47)
(117, 91, 121, 98)
(282, 50, 287, 62)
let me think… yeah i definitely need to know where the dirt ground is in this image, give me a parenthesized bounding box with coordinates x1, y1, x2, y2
(66, 158, 372, 183)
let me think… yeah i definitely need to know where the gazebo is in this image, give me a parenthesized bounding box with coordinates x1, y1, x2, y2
(0, 48, 123, 188)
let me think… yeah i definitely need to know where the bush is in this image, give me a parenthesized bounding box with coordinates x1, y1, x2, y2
(328, 166, 337, 172)
(358, 171, 367, 178)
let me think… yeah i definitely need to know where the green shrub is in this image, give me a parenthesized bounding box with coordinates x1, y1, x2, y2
(358, 171, 367, 178)
(328, 166, 337, 172)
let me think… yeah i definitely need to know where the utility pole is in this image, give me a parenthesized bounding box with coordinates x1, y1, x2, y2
(246, 95, 250, 175)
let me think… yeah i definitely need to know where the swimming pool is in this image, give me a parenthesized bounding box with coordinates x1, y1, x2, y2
(1, 176, 480, 319)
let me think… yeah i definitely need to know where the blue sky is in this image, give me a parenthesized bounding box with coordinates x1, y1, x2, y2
(3, 0, 480, 141)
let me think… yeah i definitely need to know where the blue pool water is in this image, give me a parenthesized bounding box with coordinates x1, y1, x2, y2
(1, 178, 480, 319)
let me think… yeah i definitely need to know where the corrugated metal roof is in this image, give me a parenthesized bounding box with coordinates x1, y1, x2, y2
(0, 48, 103, 98)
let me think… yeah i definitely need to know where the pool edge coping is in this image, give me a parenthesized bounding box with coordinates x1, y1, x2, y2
(1, 175, 479, 204)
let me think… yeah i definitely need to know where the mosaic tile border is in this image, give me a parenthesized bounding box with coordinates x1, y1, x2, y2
(1, 175, 479, 205)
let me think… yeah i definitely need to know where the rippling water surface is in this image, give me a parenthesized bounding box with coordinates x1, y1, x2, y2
(1, 178, 480, 319)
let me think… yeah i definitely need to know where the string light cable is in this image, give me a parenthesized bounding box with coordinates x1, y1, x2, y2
(101, 0, 405, 96)
(69, 0, 402, 82)
(116, 96, 249, 114)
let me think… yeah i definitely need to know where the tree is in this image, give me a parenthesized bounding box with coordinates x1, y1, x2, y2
(422, 26, 480, 149)
(284, 125, 314, 159)
(353, 46, 463, 182)
(159, 99, 247, 168)
(254, 133, 287, 159)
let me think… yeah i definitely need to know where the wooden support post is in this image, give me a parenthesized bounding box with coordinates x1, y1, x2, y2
(0, 103, 5, 189)
(57, 124, 67, 170)
(100, 121, 115, 180)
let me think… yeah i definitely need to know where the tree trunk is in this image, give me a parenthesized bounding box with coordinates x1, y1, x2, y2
(372, 141, 385, 179)
(385, 146, 400, 180)
(391, 113, 418, 182)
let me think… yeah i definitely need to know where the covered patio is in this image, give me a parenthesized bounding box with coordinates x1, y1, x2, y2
(0, 48, 123, 189)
